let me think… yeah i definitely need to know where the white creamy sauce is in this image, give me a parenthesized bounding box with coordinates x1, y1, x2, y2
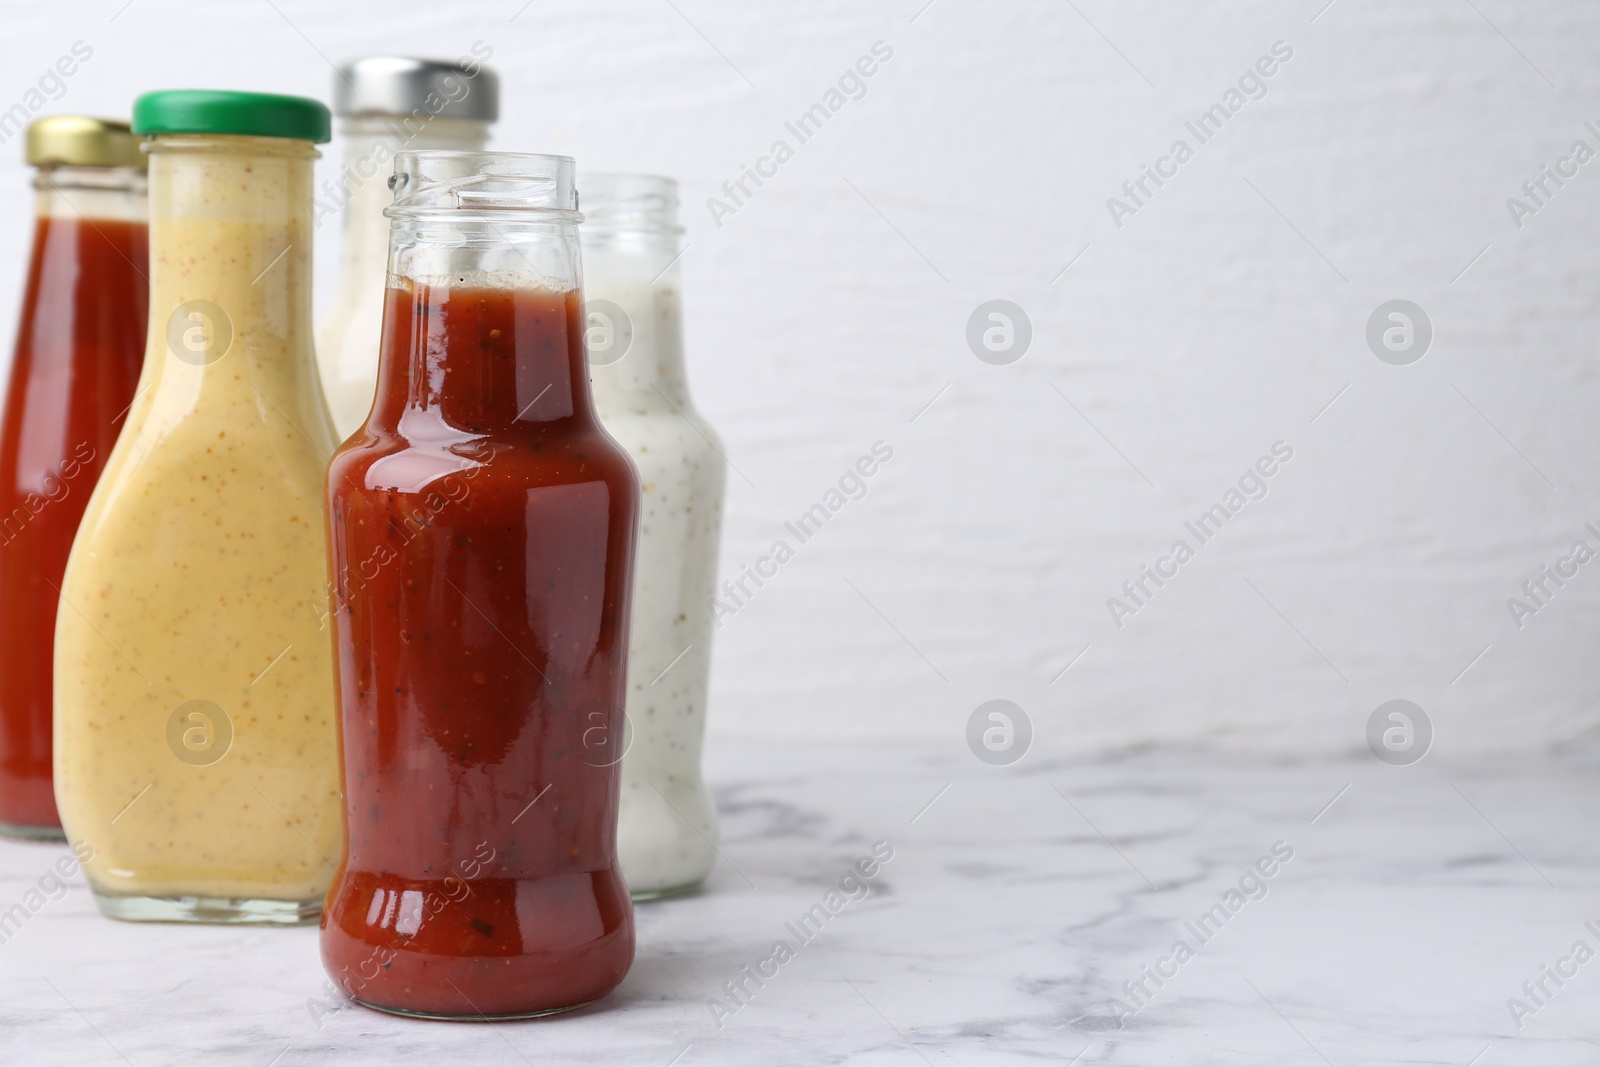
(586, 249, 724, 896)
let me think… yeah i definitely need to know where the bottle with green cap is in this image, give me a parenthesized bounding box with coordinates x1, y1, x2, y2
(0, 116, 147, 842)
(54, 90, 343, 925)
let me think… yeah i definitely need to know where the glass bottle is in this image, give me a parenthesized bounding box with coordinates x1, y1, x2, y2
(582, 174, 725, 898)
(316, 55, 498, 439)
(54, 91, 341, 924)
(321, 151, 638, 1019)
(0, 117, 147, 839)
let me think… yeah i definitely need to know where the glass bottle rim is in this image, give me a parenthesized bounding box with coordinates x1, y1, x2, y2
(386, 149, 579, 222)
(581, 172, 682, 236)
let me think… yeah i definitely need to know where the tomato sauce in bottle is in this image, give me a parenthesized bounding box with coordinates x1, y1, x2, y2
(0, 118, 146, 838)
(321, 151, 638, 1019)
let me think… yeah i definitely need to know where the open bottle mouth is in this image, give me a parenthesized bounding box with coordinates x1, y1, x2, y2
(580, 173, 682, 237)
(386, 150, 579, 221)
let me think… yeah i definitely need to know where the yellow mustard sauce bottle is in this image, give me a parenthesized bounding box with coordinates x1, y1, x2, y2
(54, 90, 340, 924)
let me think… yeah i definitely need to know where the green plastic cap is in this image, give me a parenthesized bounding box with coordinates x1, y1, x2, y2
(132, 90, 331, 144)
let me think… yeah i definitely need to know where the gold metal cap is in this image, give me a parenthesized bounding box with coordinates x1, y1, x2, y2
(26, 116, 146, 169)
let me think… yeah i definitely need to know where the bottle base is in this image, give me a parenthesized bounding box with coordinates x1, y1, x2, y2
(92, 891, 321, 925)
(349, 996, 597, 1022)
(0, 821, 66, 843)
(629, 877, 705, 902)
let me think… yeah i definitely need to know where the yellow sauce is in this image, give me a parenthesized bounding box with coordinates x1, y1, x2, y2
(54, 135, 341, 910)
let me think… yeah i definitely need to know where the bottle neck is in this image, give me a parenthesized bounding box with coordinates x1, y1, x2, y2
(375, 276, 593, 439)
(21, 165, 147, 365)
(33, 165, 146, 221)
(576, 175, 688, 409)
(583, 236, 690, 408)
(144, 135, 325, 423)
(370, 151, 584, 440)
(12, 166, 147, 443)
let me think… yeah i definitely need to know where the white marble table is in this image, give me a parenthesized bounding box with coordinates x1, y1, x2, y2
(1, 735, 1597, 1065)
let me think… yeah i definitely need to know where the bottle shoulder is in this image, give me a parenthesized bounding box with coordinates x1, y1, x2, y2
(594, 394, 723, 441)
(331, 422, 638, 499)
(596, 413, 725, 478)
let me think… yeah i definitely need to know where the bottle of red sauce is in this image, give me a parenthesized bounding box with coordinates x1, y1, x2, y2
(321, 150, 639, 1019)
(0, 117, 146, 839)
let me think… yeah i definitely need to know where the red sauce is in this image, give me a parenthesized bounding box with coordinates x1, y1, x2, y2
(321, 282, 639, 1018)
(0, 213, 147, 834)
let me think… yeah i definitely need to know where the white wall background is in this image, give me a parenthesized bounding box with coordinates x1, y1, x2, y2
(2, 0, 1599, 758)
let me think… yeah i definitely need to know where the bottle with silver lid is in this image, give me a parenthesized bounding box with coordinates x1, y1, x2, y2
(315, 53, 498, 437)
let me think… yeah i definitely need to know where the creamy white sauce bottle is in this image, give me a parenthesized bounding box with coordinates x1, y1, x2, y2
(584, 175, 726, 899)
(315, 55, 497, 438)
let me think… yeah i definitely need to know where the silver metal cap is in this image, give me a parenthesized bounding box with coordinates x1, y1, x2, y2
(334, 56, 498, 122)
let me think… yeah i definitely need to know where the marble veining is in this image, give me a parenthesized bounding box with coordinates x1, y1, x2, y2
(0, 738, 1597, 1065)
